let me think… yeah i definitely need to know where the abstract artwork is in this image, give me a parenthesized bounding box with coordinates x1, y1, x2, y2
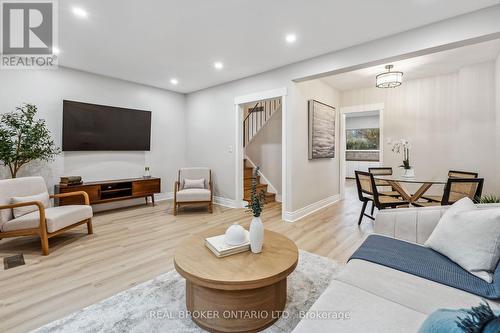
(308, 100, 335, 159)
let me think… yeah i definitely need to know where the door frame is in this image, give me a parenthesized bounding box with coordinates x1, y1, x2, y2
(339, 103, 385, 199)
(234, 87, 288, 220)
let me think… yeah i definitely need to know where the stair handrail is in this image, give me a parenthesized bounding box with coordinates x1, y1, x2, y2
(243, 99, 282, 147)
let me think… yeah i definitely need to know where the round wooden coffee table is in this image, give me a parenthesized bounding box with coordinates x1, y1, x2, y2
(174, 229, 298, 333)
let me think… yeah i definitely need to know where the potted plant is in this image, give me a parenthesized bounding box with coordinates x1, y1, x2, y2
(390, 139, 414, 177)
(246, 167, 266, 253)
(0, 104, 60, 178)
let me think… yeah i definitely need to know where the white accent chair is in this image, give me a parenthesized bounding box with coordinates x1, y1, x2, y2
(0, 176, 93, 255)
(173, 168, 213, 215)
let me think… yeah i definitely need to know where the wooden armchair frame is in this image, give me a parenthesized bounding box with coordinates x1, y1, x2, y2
(173, 170, 213, 215)
(0, 191, 93, 255)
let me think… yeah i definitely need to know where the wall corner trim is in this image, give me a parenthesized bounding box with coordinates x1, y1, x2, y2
(283, 194, 341, 222)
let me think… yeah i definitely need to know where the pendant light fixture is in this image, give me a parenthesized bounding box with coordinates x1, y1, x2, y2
(376, 65, 403, 88)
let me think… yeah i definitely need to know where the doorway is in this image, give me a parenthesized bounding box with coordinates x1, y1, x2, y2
(339, 103, 384, 199)
(234, 88, 288, 220)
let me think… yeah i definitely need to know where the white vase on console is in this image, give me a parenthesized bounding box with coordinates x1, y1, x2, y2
(249, 216, 264, 253)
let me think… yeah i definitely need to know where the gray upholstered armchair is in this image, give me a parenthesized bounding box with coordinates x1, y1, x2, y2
(173, 168, 213, 215)
(0, 176, 93, 255)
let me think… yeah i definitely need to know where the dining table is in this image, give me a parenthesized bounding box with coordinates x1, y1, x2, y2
(372, 173, 447, 205)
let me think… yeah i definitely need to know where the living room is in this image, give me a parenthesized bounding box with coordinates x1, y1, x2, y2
(1, 1, 500, 333)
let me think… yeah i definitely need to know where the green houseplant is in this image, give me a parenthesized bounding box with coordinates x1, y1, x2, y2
(246, 167, 266, 253)
(480, 194, 500, 204)
(0, 104, 60, 178)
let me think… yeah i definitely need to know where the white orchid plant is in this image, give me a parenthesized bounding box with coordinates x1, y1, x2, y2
(389, 139, 412, 170)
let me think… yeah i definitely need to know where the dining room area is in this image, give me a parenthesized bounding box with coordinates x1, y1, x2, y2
(320, 37, 500, 224)
(353, 166, 489, 225)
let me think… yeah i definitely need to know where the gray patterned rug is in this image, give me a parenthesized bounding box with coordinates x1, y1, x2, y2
(33, 250, 340, 333)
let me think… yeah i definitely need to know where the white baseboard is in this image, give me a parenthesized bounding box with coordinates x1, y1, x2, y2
(283, 194, 340, 222)
(155, 192, 173, 201)
(275, 194, 282, 203)
(214, 196, 242, 209)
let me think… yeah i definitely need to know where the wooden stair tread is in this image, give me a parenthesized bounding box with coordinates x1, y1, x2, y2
(242, 159, 276, 203)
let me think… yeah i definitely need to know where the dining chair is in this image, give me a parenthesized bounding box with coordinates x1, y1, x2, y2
(355, 171, 409, 225)
(422, 170, 479, 202)
(414, 178, 484, 207)
(368, 167, 401, 197)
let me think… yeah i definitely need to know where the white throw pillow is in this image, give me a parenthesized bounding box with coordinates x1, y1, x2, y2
(424, 198, 500, 283)
(183, 178, 205, 189)
(11, 192, 51, 218)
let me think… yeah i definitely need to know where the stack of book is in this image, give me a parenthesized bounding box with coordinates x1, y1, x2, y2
(205, 231, 250, 258)
(60, 176, 83, 186)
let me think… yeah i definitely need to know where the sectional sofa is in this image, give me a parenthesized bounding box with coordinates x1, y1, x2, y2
(293, 204, 500, 332)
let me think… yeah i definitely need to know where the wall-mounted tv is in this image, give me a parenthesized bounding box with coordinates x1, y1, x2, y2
(62, 100, 152, 151)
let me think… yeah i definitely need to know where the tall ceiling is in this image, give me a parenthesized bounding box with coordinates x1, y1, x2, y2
(321, 38, 500, 91)
(58, 0, 500, 93)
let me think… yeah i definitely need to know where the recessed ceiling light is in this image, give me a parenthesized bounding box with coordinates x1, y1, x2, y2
(285, 34, 297, 44)
(52, 47, 60, 55)
(213, 61, 224, 70)
(72, 7, 88, 18)
(170, 78, 178, 85)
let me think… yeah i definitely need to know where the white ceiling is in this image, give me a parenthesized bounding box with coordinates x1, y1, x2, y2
(321, 38, 500, 91)
(58, 0, 500, 93)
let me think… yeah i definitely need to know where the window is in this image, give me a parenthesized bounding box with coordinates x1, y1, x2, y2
(346, 128, 380, 150)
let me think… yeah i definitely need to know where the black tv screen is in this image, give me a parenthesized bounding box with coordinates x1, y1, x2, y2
(62, 100, 151, 151)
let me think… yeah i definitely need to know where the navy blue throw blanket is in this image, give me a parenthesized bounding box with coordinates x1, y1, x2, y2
(349, 235, 500, 300)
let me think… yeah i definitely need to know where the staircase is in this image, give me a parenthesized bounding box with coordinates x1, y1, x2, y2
(242, 98, 281, 204)
(243, 159, 276, 203)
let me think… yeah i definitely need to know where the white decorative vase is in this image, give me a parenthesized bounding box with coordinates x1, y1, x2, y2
(249, 216, 264, 254)
(403, 168, 415, 178)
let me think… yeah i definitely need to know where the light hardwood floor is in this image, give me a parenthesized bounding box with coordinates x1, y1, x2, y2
(0, 180, 372, 333)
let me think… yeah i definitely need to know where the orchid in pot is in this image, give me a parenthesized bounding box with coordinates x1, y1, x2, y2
(390, 139, 414, 177)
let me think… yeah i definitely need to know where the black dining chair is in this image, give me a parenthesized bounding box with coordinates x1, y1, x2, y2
(422, 170, 479, 202)
(368, 167, 401, 198)
(414, 178, 484, 207)
(355, 171, 409, 225)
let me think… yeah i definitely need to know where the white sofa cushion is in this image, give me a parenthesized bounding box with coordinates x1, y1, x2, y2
(11, 192, 51, 218)
(292, 279, 426, 333)
(424, 198, 500, 283)
(183, 178, 205, 189)
(338, 260, 499, 314)
(2, 205, 93, 233)
(176, 189, 211, 202)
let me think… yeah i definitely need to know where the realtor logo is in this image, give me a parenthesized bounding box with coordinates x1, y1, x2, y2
(1, 0, 58, 69)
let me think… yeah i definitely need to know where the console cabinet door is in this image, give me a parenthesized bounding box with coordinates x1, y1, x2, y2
(58, 185, 100, 205)
(132, 179, 160, 196)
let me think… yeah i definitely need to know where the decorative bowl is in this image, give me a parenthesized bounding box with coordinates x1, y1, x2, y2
(224, 223, 247, 246)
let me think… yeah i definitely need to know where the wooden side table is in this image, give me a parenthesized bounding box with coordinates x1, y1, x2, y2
(174, 229, 298, 333)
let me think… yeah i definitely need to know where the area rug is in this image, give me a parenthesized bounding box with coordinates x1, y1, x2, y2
(33, 250, 340, 333)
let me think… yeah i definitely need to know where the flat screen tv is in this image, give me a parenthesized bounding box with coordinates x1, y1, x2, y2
(62, 100, 151, 151)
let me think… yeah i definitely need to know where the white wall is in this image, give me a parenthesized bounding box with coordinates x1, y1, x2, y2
(185, 6, 500, 214)
(346, 115, 379, 130)
(245, 109, 282, 196)
(496, 52, 500, 194)
(0, 68, 186, 204)
(341, 61, 499, 195)
(294, 80, 341, 206)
